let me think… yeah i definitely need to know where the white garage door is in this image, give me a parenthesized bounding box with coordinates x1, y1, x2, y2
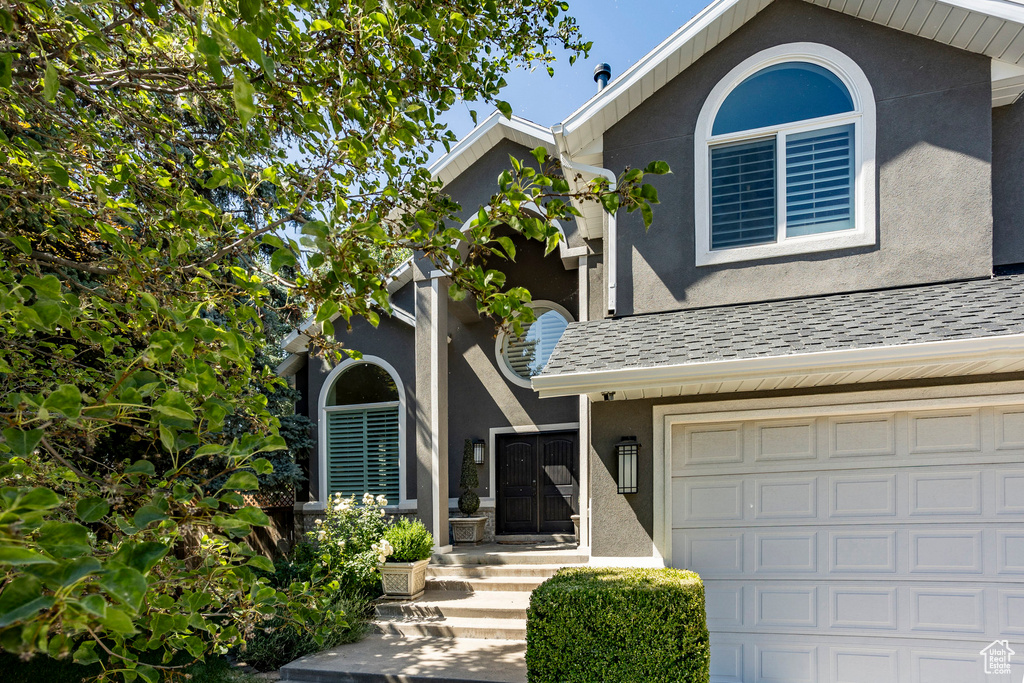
(670, 401, 1024, 683)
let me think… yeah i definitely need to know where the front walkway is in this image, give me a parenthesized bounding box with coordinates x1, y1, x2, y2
(279, 634, 526, 683)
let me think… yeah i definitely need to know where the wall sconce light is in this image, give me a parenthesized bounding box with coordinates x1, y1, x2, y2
(616, 436, 639, 494)
(472, 439, 486, 465)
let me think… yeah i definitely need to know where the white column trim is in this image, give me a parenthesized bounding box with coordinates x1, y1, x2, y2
(430, 277, 444, 550)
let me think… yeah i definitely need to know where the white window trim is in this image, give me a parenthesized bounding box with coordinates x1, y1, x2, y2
(694, 42, 877, 267)
(316, 355, 412, 508)
(494, 300, 575, 389)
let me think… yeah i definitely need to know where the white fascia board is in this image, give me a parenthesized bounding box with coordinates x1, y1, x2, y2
(390, 306, 416, 328)
(283, 327, 311, 353)
(275, 352, 307, 378)
(429, 110, 555, 188)
(532, 334, 1024, 398)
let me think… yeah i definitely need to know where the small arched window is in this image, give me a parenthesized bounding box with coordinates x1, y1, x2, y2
(322, 361, 402, 501)
(496, 302, 572, 388)
(695, 44, 876, 266)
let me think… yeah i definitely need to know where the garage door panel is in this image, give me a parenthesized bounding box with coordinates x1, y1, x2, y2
(673, 401, 1024, 682)
(676, 470, 1024, 528)
(908, 409, 983, 454)
(829, 414, 897, 458)
(909, 471, 982, 515)
(710, 632, 1024, 683)
(830, 473, 897, 517)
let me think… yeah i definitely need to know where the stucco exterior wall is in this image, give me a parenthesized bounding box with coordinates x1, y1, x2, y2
(304, 314, 416, 504)
(589, 373, 1024, 557)
(993, 99, 1024, 266)
(447, 234, 579, 499)
(605, 0, 993, 316)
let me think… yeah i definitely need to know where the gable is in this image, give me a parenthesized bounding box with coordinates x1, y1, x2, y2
(560, 0, 1024, 158)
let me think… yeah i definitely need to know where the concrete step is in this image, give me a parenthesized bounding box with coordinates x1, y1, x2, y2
(496, 533, 575, 544)
(425, 576, 545, 593)
(376, 590, 530, 621)
(375, 616, 527, 640)
(432, 547, 586, 567)
(426, 563, 564, 579)
(279, 634, 526, 682)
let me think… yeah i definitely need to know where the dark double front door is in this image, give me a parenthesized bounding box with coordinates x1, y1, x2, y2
(496, 431, 578, 534)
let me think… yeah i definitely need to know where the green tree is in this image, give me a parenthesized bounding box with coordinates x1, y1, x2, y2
(0, 0, 667, 679)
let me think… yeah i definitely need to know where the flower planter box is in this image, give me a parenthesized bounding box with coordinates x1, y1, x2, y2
(380, 558, 430, 600)
(450, 516, 487, 544)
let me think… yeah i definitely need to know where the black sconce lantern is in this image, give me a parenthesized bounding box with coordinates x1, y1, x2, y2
(616, 436, 639, 494)
(472, 439, 486, 465)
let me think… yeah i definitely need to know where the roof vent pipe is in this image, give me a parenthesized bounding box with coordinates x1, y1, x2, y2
(594, 63, 611, 91)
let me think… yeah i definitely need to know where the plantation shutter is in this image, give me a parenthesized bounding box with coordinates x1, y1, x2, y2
(504, 310, 569, 379)
(785, 124, 854, 236)
(710, 138, 777, 249)
(326, 405, 400, 500)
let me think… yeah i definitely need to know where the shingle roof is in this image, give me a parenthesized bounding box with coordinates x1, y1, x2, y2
(540, 274, 1024, 377)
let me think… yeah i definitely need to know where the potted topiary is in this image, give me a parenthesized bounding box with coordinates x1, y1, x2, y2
(450, 439, 487, 544)
(378, 517, 434, 600)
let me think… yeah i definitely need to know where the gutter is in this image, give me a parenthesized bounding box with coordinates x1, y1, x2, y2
(551, 123, 619, 316)
(531, 334, 1024, 398)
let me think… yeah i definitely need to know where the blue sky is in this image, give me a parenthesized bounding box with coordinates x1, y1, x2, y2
(438, 0, 711, 142)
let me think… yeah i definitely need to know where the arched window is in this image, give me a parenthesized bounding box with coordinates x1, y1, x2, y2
(320, 359, 404, 502)
(496, 302, 573, 388)
(695, 43, 876, 266)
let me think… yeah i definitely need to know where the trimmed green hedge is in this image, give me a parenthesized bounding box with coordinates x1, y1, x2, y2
(526, 566, 710, 683)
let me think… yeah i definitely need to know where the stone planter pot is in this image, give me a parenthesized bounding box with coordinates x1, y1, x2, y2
(379, 558, 430, 600)
(570, 514, 581, 545)
(450, 516, 487, 544)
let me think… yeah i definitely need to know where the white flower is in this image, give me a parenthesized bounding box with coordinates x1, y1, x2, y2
(316, 530, 326, 542)
(314, 518, 323, 526)
(362, 492, 375, 505)
(380, 539, 393, 556)
(376, 495, 387, 506)
(378, 554, 387, 563)
(337, 539, 345, 549)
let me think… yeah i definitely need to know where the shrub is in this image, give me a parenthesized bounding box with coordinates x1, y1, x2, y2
(300, 492, 391, 598)
(526, 567, 710, 683)
(458, 439, 480, 516)
(240, 594, 371, 672)
(382, 517, 434, 562)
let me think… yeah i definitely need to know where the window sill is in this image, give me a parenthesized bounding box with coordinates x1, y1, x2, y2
(695, 227, 875, 267)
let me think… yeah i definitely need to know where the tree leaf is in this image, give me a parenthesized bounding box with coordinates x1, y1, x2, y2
(111, 541, 169, 574)
(2, 428, 43, 457)
(222, 471, 258, 491)
(0, 548, 56, 566)
(238, 0, 261, 23)
(41, 159, 69, 187)
(0, 53, 12, 89)
(0, 576, 54, 627)
(125, 460, 155, 476)
(232, 72, 257, 128)
(643, 160, 671, 175)
(99, 567, 147, 612)
(495, 100, 512, 119)
(43, 384, 81, 419)
(76, 497, 109, 523)
(246, 556, 274, 572)
(42, 62, 58, 101)
(233, 506, 270, 526)
(133, 506, 167, 529)
(99, 606, 136, 635)
(37, 521, 91, 558)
